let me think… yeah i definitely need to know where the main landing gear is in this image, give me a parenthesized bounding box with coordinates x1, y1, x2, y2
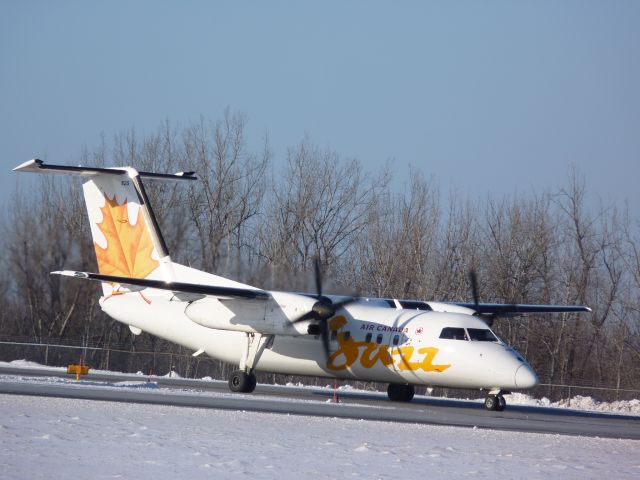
(227, 332, 272, 394)
(387, 383, 415, 402)
(229, 370, 257, 393)
(484, 391, 507, 411)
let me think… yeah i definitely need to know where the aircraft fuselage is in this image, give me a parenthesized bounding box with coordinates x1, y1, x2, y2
(100, 291, 538, 391)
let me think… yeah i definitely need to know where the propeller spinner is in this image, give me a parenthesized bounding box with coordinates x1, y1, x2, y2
(292, 258, 358, 359)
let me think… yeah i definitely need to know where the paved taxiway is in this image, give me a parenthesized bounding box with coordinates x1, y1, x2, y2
(0, 366, 638, 440)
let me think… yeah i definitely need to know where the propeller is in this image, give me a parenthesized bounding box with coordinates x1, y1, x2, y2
(469, 269, 480, 311)
(292, 257, 358, 359)
(468, 269, 497, 327)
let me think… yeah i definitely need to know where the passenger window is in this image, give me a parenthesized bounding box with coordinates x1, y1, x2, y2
(376, 334, 383, 344)
(467, 328, 498, 342)
(331, 331, 337, 341)
(365, 333, 373, 343)
(392, 335, 400, 346)
(439, 327, 468, 340)
(343, 331, 351, 341)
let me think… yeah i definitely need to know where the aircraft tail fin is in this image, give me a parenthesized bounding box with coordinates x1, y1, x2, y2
(14, 159, 196, 295)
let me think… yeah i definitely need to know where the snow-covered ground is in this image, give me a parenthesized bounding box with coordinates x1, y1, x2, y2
(1, 394, 638, 479)
(0, 359, 639, 478)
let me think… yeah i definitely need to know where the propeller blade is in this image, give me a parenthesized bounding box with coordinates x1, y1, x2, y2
(290, 297, 351, 325)
(469, 270, 480, 310)
(314, 256, 323, 298)
(319, 318, 330, 359)
(331, 296, 358, 310)
(290, 258, 359, 361)
(290, 310, 318, 324)
(319, 295, 359, 359)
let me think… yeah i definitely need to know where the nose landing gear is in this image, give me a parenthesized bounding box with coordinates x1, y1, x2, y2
(484, 391, 507, 411)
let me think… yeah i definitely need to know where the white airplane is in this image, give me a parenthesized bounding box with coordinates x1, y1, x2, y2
(14, 159, 591, 411)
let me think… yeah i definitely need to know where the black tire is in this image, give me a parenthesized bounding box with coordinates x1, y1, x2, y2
(496, 395, 506, 412)
(387, 383, 402, 401)
(228, 370, 256, 393)
(248, 373, 257, 392)
(387, 383, 415, 402)
(484, 394, 498, 411)
(403, 384, 415, 402)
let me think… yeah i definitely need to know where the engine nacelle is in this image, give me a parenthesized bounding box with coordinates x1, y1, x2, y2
(426, 302, 476, 316)
(184, 292, 319, 336)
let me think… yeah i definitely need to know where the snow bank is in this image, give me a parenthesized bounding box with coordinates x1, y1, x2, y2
(505, 392, 640, 416)
(0, 359, 64, 371)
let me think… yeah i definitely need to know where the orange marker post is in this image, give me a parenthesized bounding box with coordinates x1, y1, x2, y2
(77, 355, 83, 381)
(67, 354, 90, 380)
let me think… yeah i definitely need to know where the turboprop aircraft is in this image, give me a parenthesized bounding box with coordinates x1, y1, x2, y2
(14, 159, 591, 411)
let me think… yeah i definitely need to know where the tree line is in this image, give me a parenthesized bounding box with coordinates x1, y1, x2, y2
(2, 110, 639, 397)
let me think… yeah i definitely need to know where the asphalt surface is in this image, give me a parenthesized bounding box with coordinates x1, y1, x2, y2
(1, 366, 638, 440)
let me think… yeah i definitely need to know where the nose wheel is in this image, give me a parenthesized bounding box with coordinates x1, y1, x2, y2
(484, 393, 506, 411)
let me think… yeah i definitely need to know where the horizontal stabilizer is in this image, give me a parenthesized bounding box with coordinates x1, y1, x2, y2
(52, 270, 270, 300)
(451, 302, 592, 315)
(13, 159, 197, 182)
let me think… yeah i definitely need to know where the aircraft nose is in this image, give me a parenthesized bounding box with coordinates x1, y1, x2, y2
(515, 364, 539, 388)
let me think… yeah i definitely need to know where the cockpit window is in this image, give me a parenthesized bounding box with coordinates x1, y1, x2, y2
(439, 327, 467, 340)
(467, 328, 498, 342)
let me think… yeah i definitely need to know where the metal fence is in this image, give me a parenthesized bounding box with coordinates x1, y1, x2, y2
(1, 339, 639, 403)
(0, 338, 329, 388)
(0, 339, 232, 382)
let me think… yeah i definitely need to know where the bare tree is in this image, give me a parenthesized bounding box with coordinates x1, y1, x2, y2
(258, 137, 388, 290)
(430, 193, 480, 301)
(3, 178, 94, 341)
(182, 111, 270, 278)
(1, 120, 639, 395)
(345, 168, 439, 299)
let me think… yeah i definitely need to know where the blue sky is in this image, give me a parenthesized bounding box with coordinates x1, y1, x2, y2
(2, 1, 639, 210)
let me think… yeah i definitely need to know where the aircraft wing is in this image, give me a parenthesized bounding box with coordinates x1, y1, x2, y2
(450, 302, 591, 315)
(51, 271, 271, 300)
(383, 297, 591, 315)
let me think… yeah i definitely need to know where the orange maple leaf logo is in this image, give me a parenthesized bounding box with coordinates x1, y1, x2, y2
(94, 194, 159, 279)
